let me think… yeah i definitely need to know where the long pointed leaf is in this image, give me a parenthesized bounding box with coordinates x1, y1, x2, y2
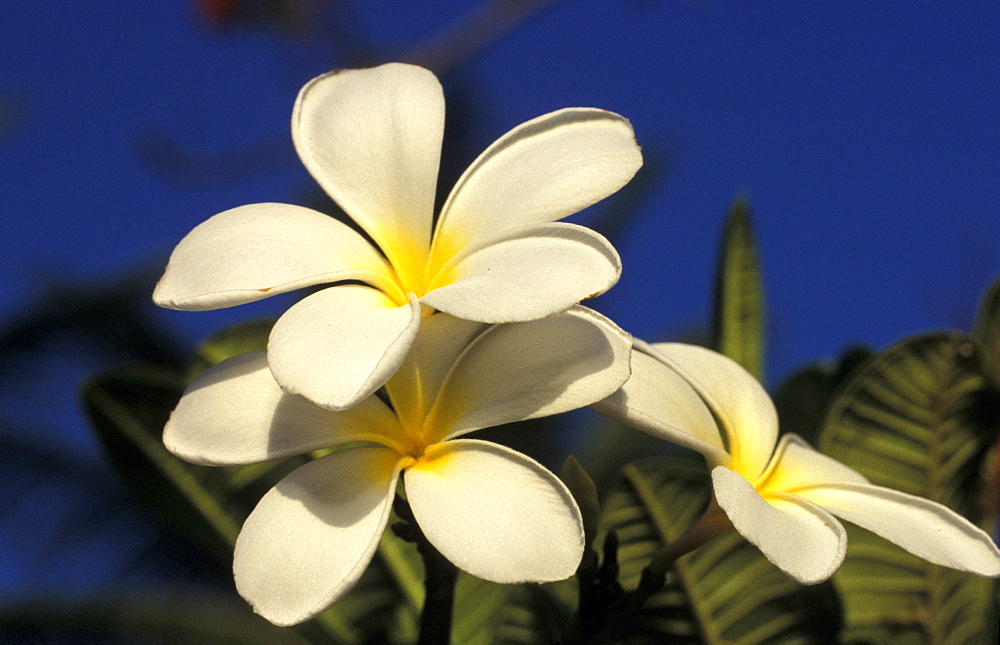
(711, 198, 766, 381)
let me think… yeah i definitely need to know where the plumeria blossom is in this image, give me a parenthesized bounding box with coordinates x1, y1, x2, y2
(164, 306, 631, 626)
(154, 62, 642, 411)
(594, 341, 1000, 584)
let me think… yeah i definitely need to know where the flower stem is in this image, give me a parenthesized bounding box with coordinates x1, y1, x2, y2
(391, 495, 458, 645)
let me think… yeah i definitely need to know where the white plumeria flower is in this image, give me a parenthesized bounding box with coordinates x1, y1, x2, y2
(154, 62, 642, 411)
(164, 306, 631, 626)
(594, 341, 1000, 584)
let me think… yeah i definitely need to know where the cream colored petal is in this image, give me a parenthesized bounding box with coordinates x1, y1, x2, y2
(755, 434, 868, 494)
(797, 483, 1000, 576)
(292, 63, 442, 278)
(591, 348, 729, 467)
(383, 314, 486, 430)
(163, 351, 406, 465)
(431, 107, 642, 258)
(153, 203, 398, 311)
(234, 446, 401, 626)
(268, 285, 421, 411)
(427, 306, 631, 442)
(405, 439, 584, 583)
(647, 342, 779, 480)
(421, 223, 621, 323)
(712, 466, 847, 585)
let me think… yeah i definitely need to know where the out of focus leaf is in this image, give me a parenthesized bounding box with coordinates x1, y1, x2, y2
(0, 587, 310, 644)
(81, 317, 526, 643)
(772, 346, 873, 445)
(596, 457, 839, 643)
(187, 318, 275, 380)
(711, 198, 765, 381)
(820, 333, 996, 644)
(972, 276, 1000, 385)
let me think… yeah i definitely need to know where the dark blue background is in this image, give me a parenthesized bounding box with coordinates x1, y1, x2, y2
(2, 0, 997, 611)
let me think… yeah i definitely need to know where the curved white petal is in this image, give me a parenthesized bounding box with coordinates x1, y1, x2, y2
(712, 466, 847, 585)
(164, 351, 405, 465)
(421, 223, 621, 323)
(432, 107, 642, 258)
(153, 203, 397, 311)
(292, 63, 442, 278)
(405, 439, 584, 583)
(427, 307, 632, 441)
(268, 285, 421, 410)
(756, 434, 868, 494)
(233, 446, 401, 626)
(383, 314, 486, 429)
(797, 483, 1000, 576)
(646, 342, 779, 480)
(591, 348, 729, 467)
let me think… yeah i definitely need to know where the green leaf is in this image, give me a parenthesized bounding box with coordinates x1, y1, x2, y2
(819, 333, 997, 644)
(187, 317, 275, 380)
(772, 346, 873, 445)
(711, 198, 766, 381)
(0, 587, 311, 645)
(973, 276, 1000, 386)
(597, 457, 840, 644)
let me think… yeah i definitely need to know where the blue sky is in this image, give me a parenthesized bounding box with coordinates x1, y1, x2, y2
(2, 0, 998, 601)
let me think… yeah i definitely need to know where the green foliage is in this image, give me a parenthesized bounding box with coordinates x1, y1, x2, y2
(973, 277, 1000, 386)
(0, 588, 311, 645)
(711, 198, 765, 381)
(772, 346, 873, 445)
(596, 457, 840, 644)
(819, 332, 998, 644)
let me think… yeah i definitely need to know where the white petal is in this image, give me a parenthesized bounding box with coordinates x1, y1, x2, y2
(756, 434, 869, 494)
(421, 223, 621, 323)
(292, 63, 442, 278)
(164, 351, 405, 465)
(427, 306, 632, 441)
(383, 314, 486, 428)
(646, 342, 779, 480)
(153, 203, 397, 311)
(268, 285, 421, 410)
(591, 348, 729, 467)
(432, 107, 642, 258)
(405, 439, 584, 583)
(798, 483, 1000, 576)
(233, 446, 401, 626)
(712, 466, 847, 585)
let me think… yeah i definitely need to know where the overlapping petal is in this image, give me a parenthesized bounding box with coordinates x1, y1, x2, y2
(153, 203, 398, 311)
(712, 466, 846, 584)
(646, 342, 779, 479)
(292, 63, 443, 280)
(383, 314, 486, 429)
(421, 223, 621, 323)
(432, 107, 642, 256)
(798, 483, 1000, 576)
(756, 434, 868, 494)
(267, 285, 422, 411)
(405, 439, 584, 583)
(592, 346, 728, 466)
(233, 446, 401, 626)
(427, 306, 631, 441)
(164, 351, 405, 465)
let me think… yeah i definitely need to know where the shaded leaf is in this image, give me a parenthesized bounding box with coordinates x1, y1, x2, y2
(0, 587, 310, 645)
(711, 198, 765, 381)
(820, 333, 997, 644)
(772, 346, 873, 445)
(972, 276, 1000, 386)
(596, 457, 839, 644)
(187, 318, 275, 380)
